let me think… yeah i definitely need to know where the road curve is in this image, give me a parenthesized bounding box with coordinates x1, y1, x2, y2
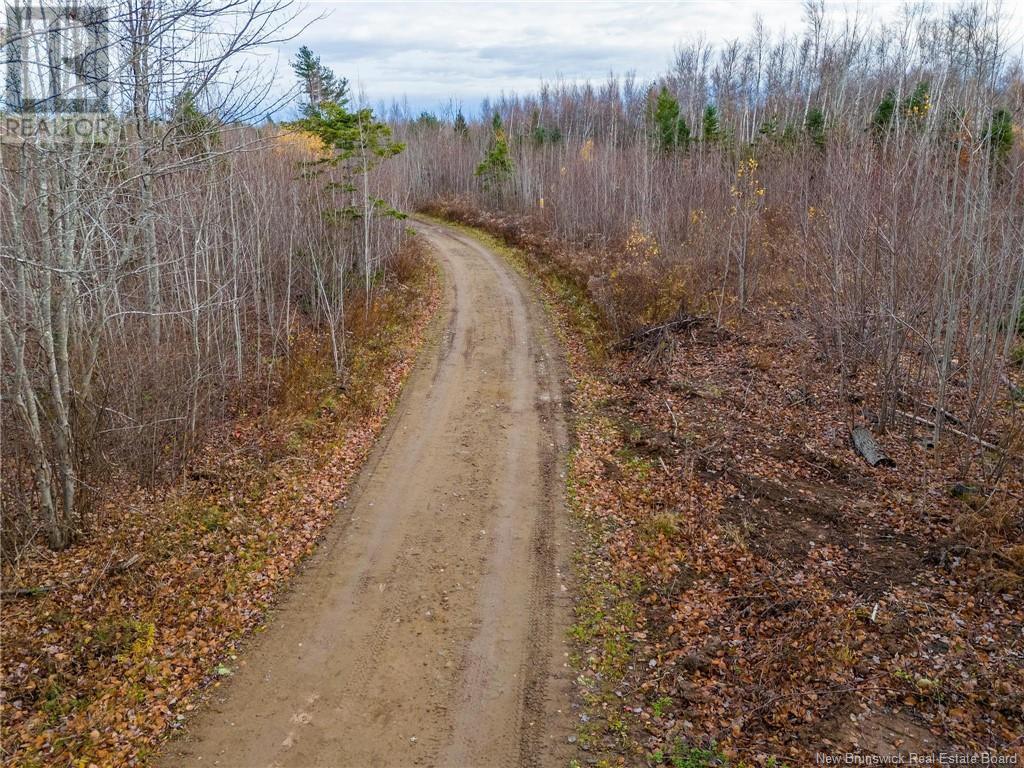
(158, 220, 576, 768)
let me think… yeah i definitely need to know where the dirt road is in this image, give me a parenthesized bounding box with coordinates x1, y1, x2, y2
(158, 221, 575, 768)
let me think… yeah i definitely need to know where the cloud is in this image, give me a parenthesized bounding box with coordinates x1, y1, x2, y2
(268, 0, 1023, 116)
(270, 1, 680, 112)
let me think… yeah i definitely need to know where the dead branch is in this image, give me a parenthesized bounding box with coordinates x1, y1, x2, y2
(1, 586, 53, 599)
(616, 316, 703, 352)
(895, 410, 1002, 453)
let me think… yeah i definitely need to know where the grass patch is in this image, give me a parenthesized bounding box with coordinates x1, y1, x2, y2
(649, 741, 731, 767)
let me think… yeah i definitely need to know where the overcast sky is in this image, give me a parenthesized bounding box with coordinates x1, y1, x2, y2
(265, 1, 1023, 118)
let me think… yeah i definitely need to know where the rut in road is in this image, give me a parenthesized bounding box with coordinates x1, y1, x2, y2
(158, 220, 577, 768)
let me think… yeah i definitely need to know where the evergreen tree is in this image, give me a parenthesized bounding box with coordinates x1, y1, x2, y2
(780, 122, 799, 147)
(475, 113, 514, 188)
(989, 108, 1014, 163)
(528, 108, 563, 146)
(415, 111, 441, 129)
(286, 80, 405, 226)
(291, 46, 349, 117)
(676, 116, 691, 151)
(903, 82, 929, 115)
(453, 111, 469, 136)
(702, 104, 720, 143)
(654, 87, 681, 150)
(288, 102, 403, 184)
(531, 124, 562, 145)
(871, 89, 897, 136)
(169, 90, 219, 155)
(529, 108, 543, 146)
(805, 107, 826, 149)
(902, 82, 930, 129)
(651, 88, 691, 152)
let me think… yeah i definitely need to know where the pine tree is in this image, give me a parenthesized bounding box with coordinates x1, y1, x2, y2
(453, 111, 469, 136)
(291, 46, 349, 117)
(285, 97, 406, 229)
(288, 102, 403, 177)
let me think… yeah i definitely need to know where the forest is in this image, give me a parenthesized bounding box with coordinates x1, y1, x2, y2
(2, 1, 1022, 766)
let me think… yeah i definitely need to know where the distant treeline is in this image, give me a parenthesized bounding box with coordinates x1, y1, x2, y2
(390, 0, 1023, 460)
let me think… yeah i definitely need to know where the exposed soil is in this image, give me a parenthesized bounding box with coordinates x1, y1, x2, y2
(156, 221, 577, 767)
(427, 207, 1023, 767)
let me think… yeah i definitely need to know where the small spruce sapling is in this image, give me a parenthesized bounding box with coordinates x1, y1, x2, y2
(702, 105, 720, 144)
(169, 90, 220, 156)
(871, 89, 897, 137)
(805, 107, 826, 149)
(988, 108, 1014, 164)
(475, 113, 515, 189)
(655, 88, 679, 151)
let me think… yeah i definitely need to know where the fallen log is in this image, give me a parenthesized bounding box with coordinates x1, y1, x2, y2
(896, 390, 963, 426)
(894, 409, 1001, 453)
(852, 427, 895, 467)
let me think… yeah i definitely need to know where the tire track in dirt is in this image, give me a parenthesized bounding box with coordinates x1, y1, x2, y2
(157, 220, 576, 768)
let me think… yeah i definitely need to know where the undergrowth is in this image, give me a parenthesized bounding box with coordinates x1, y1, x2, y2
(1, 237, 441, 767)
